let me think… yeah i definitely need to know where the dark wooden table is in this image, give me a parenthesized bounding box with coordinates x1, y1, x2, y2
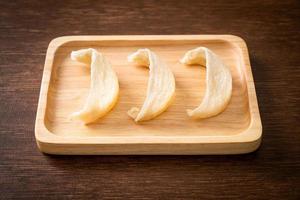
(0, 0, 299, 199)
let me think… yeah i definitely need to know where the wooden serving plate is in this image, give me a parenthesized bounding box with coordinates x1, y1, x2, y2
(35, 35, 262, 155)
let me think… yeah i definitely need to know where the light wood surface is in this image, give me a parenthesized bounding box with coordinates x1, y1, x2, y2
(35, 35, 262, 154)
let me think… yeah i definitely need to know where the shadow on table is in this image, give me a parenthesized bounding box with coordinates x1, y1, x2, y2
(42, 149, 263, 172)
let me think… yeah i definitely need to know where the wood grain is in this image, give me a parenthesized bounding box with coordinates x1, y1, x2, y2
(0, 0, 299, 199)
(36, 35, 261, 154)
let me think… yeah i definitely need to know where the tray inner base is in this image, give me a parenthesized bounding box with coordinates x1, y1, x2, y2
(45, 39, 250, 138)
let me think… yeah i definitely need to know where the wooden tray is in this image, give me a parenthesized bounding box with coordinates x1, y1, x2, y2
(35, 35, 262, 155)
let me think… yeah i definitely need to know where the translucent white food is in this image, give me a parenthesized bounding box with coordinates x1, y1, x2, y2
(180, 47, 232, 119)
(127, 49, 175, 122)
(70, 48, 119, 124)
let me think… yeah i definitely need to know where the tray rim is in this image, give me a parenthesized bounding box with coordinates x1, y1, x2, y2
(35, 35, 262, 154)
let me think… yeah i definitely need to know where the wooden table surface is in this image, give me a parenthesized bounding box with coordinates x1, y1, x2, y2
(0, 0, 299, 199)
